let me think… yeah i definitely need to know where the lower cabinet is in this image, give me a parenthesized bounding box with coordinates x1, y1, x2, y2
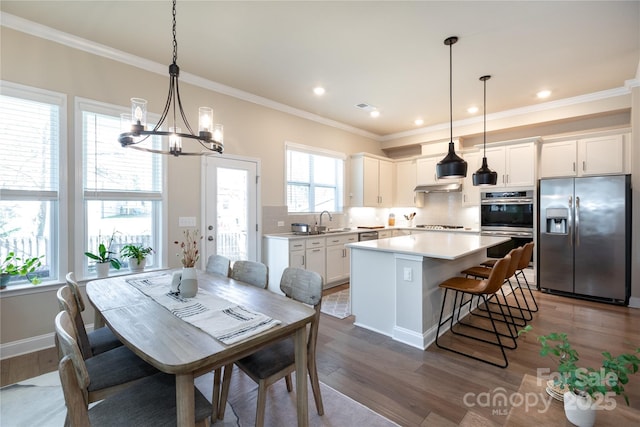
(325, 234, 357, 285)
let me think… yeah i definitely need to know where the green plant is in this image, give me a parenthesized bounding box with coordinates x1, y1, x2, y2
(121, 244, 154, 263)
(520, 326, 640, 404)
(84, 232, 121, 270)
(1, 252, 43, 276)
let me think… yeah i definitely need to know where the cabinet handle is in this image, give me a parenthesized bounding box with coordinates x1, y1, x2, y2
(506, 174, 509, 184)
(302, 255, 305, 265)
(573, 162, 576, 172)
(312, 248, 321, 253)
(342, 249, 346, 257)
(582, 161, 586, 172)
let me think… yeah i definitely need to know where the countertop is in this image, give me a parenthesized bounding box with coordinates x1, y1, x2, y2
(263, 226, 480, 240)
(346, 232, 509, 260)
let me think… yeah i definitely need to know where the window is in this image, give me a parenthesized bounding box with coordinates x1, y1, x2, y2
(0, 82, 66, 287)
(77, 98, 165, 277)
(285, 142, 344, 213)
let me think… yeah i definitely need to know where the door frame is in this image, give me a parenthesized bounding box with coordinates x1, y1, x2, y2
(200, 154, 261, 264)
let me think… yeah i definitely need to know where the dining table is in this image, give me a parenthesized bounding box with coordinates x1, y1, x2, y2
(86, 269, 316, 427)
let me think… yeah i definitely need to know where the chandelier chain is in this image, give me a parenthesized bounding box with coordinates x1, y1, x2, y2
(172, 0, 178, 65)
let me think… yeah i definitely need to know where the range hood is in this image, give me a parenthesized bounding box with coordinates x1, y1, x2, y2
(414, 183, 462, 193)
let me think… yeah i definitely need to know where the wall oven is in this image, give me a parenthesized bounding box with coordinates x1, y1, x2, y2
(480, 190, 534, 259)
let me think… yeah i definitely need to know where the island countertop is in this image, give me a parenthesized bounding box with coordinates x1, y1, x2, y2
(346, 231, 509, 260)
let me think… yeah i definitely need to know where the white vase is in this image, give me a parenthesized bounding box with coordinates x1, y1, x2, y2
(129, 257, 146, 273)
(563, 391, 596, 427)
(95, 262, 110, 278)
(180, 267, 198, 298)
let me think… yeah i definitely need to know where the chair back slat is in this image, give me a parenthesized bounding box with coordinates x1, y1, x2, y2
(280, 267, 322, 306)
(58, 356, 92, 426)
(231, 261, 269, 289)
(55, 311, 91, 393)
(66, 271, 85, 312)
(206, 255, 231, 277)
(57, 285, 93, 359)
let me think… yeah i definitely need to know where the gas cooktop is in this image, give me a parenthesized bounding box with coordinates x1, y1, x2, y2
(416, 224, 464, 230)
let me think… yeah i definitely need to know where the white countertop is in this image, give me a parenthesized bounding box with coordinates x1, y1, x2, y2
(263, 226, 480, 240)
(346, 232, 509, 260)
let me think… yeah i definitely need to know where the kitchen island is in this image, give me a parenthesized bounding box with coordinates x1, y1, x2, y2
(346, 232, 510, 350)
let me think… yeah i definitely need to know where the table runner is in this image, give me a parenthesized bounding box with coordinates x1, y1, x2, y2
(126, 273, 281, 345)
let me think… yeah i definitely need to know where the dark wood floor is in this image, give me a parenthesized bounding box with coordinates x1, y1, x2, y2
(3, 284, 640, 426)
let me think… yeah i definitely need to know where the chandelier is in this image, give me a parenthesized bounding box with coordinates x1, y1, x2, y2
(118, 0, 224, 156)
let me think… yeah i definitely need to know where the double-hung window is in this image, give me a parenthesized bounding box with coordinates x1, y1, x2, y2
(285, 142, 344, 213)
(77, 98, 165, 277)
(0, 82, 66, 287)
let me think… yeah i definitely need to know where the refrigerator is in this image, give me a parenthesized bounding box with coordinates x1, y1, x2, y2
(538, 175, 631, 304)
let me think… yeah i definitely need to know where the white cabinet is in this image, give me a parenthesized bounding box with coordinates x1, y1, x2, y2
(325, 234, 357, 285)
(351, 154, 394, 207)
(304, 237, 325, 284)
(395, 159, 423, 207)
(539, 134, 627, 178)
(288, 240, 306, 269)
(484, 142, 535, 188)
(377, 230, 392, 239)
(461, 151, 481, 206)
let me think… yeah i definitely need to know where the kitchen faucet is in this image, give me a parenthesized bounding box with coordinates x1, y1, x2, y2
(319, 210, 333, 226)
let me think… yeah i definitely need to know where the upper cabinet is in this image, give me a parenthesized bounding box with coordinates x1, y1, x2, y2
(461, 151, 481, 206)
(350, 154, 394, 207)
(416, 156, 462, 186)
(395, 158, 423, 207)
(483, 140, 536, 188)
(539, 133, 628, 178)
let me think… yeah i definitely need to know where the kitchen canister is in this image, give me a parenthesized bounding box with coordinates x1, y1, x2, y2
(388, 213, 395, 226)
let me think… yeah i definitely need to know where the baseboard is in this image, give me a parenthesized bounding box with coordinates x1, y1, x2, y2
(0, 324, 95, 360)
(628, 296, 640, 308)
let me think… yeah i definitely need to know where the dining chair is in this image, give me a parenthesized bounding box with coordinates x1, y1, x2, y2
(58, 355, 212, 426)
(230, 260, 269, 289)
(54, 310, 159, 404)
(63, 272, 123, 356)
(436, 254, 514, 368)
(205, 254, 231, 277)
(218, 267, 324, 426)
(211, 259, 270, 418)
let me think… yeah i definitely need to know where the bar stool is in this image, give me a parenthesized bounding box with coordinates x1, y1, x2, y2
(513, 242, 538, 312)
(435, 255, 514, 368)
(461, 246, 531, 325)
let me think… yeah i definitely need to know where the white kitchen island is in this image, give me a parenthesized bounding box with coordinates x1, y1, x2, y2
(346, 232, 510, 350)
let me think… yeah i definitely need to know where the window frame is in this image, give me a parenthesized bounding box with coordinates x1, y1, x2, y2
(284, 141, 345, 214)
(0, 81, 68, 290)
(74, 97, 167, 279)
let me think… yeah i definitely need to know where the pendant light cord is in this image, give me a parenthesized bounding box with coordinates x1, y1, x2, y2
(483, 76, 486, 152)
(449, 40, 453, 143)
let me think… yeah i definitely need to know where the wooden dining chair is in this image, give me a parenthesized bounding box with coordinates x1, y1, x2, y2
(218, 267, 324, 426)
(63, 273, 123, 357)
(54, 310, 159, 404)
(436, 255, 514, 368)
(58, 354, 212, 426)
(230, 260, 269, 289)
(205, 254, 231, 277)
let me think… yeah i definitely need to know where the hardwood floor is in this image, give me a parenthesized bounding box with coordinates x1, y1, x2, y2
(3, 285, 640, 427)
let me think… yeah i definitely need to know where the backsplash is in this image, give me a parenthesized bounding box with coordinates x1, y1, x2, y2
(262, 193, 479, 235)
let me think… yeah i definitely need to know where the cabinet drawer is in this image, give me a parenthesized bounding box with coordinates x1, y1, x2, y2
(305, 237, 325, 249)
(288, 240, 306, 251)
(325, 234, 358, 246)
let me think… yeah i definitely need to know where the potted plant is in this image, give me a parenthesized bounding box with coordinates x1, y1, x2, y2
(85, 232, 121, 278)
(173, 229, 201, 297)
(121, 244, 154, 272)
(1, 252, 43, 288)
(521, 327, 640, 426)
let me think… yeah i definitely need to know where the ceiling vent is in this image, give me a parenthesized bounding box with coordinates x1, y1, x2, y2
(355, 103, 377, 112)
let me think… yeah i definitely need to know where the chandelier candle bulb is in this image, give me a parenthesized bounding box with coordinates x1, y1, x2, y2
(169, 127, 182, 154)
(199, 107, 213, 133)
(131, 98, 147, 127)
(213, 124, 223, 145)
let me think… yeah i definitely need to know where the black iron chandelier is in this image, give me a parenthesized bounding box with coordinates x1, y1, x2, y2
(118, 0, 224, 156)
(436, 36, 468, 179)
(472, 75, 498, 186)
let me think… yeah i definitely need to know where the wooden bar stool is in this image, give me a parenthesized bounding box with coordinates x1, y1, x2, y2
(435, 255, 515, 368)
(461, 246, 531, 325)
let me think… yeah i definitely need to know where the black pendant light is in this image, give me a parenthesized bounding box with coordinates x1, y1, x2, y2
(472, 75, 498, 186)
(436, 36, 467, 179)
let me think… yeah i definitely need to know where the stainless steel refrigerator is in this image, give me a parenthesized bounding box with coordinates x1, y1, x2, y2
(538, 175, 631, 304)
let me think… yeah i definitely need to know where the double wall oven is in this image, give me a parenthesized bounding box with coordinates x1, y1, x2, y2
(480, 190, 534, 260)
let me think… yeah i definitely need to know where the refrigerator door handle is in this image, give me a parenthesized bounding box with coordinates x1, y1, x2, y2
(575, 196, 580, 247)
(568, 196, 573, 247)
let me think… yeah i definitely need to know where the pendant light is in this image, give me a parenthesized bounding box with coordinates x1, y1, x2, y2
(473, 75, 498, 186)
(436, 36, 467, 179)
(118, 0, 224, 156)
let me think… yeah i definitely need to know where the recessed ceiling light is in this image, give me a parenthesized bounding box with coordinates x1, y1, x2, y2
(370, 110, 380, 118)
(414, 118, 424, 126)
(313, 86, 325, 96)
(467, 106, 479, 114)
(537, 90, 551, 99)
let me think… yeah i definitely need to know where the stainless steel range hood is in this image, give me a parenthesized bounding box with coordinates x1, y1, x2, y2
(414, 183, 462, 193)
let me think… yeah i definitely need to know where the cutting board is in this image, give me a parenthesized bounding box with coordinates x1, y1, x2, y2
(357, 226, 386, 229)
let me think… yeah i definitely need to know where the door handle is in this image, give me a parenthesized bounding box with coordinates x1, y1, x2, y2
(207, 236, 214, 241)
(568, 196, 573, 247)
(575, 196, 580, 247)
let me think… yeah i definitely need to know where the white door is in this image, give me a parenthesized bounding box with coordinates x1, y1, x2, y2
(202, 156, 259, 263)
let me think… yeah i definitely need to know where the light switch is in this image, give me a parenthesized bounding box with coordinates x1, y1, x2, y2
(178, 216, 196, 227)
(403, 267, 412, 281)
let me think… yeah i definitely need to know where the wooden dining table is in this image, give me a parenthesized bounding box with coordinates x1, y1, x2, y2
(86, 269, 316, 427)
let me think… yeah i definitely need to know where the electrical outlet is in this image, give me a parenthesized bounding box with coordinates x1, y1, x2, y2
(403, 267, 412, 281)
(178, 216, 196, 227)
(277, 221, 285, 227)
